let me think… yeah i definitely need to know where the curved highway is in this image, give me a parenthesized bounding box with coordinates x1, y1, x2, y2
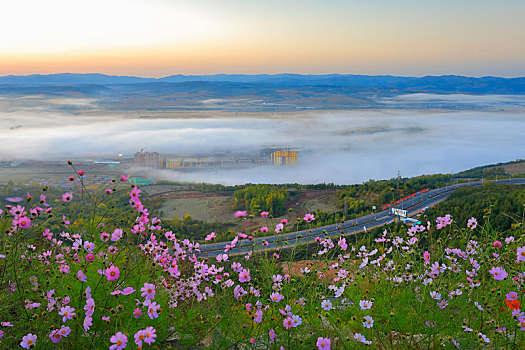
(197, 178, 525, 258)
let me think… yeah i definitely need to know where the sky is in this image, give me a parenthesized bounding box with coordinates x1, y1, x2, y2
(1, 0, 524, 77)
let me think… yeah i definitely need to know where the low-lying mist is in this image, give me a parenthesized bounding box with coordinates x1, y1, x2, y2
(0, 94, 524, 184)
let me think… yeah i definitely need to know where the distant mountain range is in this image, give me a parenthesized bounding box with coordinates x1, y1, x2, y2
(1, 73, 524, 94)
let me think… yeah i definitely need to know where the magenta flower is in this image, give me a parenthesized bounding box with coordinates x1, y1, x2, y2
(110, 332, 128, 350)
(77, 170, 85, 176)
(59, 305, 76, 322)
(261, 211, 269, 218)
(239, 268, 251, 283)
(317, 337, 331, 350)
(269, 329, 276, 341)
(120, 175, 128, 182)
(85, 253, 95, 262)
(20, 333, 37, 349)
(105, 266, 120, 281)
(423, 251, 430, 263)
(17, 216, 31, 229)
(489, 266, 508, 280)
(281, 219, 288, 225)
(493, 241, 502, 248)
(205, 232, 217, 241)
(304, 213, 315, 222)
(133, 308, 142, 318)
(261, 226, 268, 233)
(61, 193, 73, 202)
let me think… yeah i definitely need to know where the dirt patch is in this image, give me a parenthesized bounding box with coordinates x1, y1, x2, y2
(160, 195, 235, 223)
(487, 161, 525, 175)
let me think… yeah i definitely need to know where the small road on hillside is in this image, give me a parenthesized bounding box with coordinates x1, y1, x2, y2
(196, 178, 525, 258)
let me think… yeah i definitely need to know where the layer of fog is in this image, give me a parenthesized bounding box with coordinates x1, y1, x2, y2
(381, 93, 525, 108)
(0, 95, 524, 185)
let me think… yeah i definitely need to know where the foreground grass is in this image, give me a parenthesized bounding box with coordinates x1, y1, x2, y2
(0, 167, 524, 349)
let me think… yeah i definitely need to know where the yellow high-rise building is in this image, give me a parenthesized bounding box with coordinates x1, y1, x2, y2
(271, 150, 297, 166)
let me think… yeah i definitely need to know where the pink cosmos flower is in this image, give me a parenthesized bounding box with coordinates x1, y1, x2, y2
(105, 266, 120, 281)
(254, 309, 263, 323)
(49, 330, 62, 343)
(338, 237, 347, 250)
(120, 175, 128, 182)
(423, 251, 430, 263)
(85, 253, 95, 262)
(20, 333, 37, 349)
(239, 268, 251, 283)
(77, 270, 87, 282)
(61, 193, 72, 202)
(77, 170, 85, 176)
(105, 188, 113, 195)
(517, 246, 525, 262)
(205, 232, 217, 241)
(134, 330, 146, 347)
(489, 266, 508, 280)
(17, 217, 31, 229)
(317, 337, 331, 350)
(141, 283, 156, 300)
(506, 292, 518, 301)
(234, 210, 248, 218)
(275, 223, 284, 233)
(84, 298, 95, 316)
(304, 213, 315, 222)
(59, 326, 71, 337)
(261, 211, 269, 218)
(467, 217, 478, 230)
(270, 292, 284, 302)
(59, 305, 75, 322)
(269, 329, 276, 341)
(110, 332, 127, 350)
(493, 241, 502, 248)
(145, 300, 160, 319)
(133, 308, 142, 318)
(111, 229, 123, 242)
(283, 316, 294, 329)
(436, 214, 453, 229)
(143, 326, 157, 345)
(281, 219, 288, 225)
(261, 226, 268, 233)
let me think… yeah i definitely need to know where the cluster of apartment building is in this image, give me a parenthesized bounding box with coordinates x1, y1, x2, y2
(133, 149, 298, 170)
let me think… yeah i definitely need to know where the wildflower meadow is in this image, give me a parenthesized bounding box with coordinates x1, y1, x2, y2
(0, 164, 524, 349)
